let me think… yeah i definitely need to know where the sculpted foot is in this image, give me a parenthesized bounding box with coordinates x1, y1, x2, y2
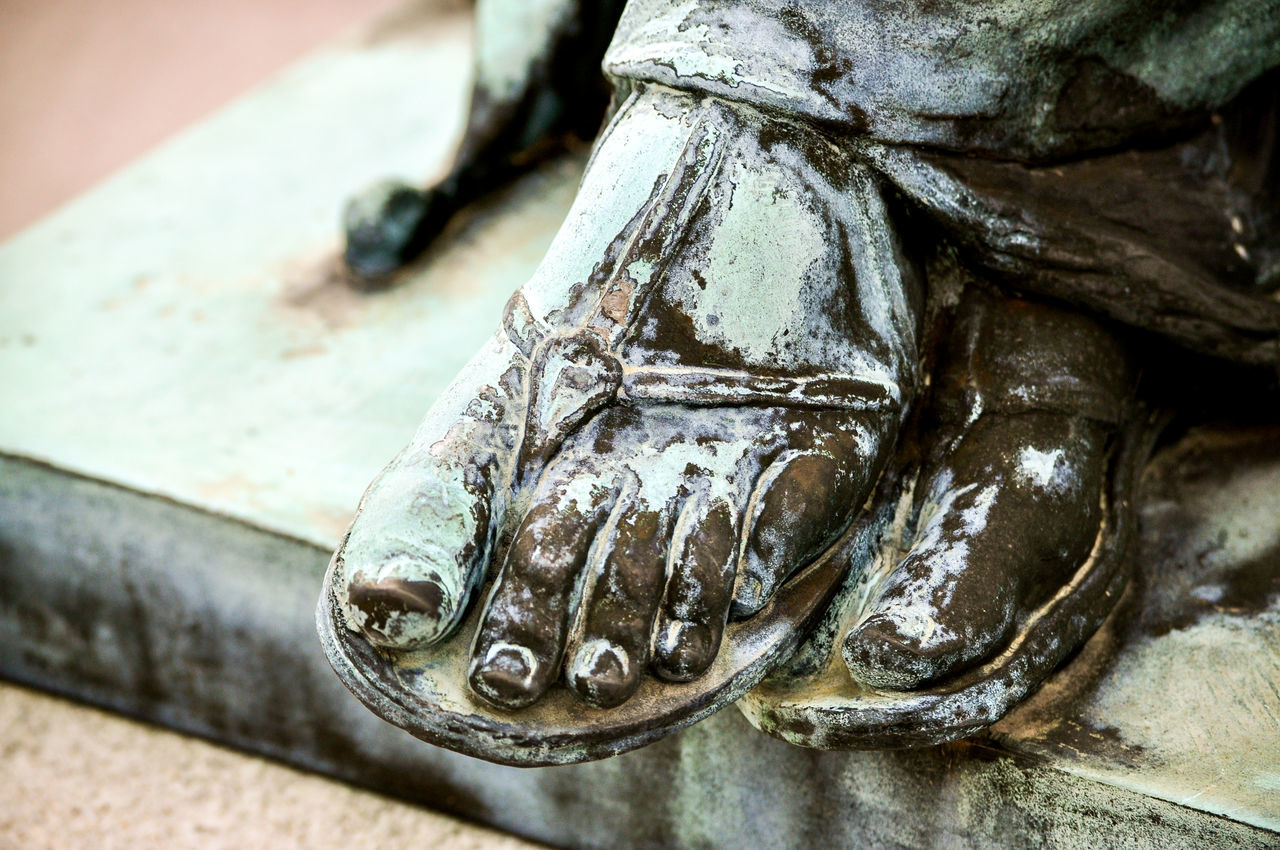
(845, 412, 1110, 688)
(461, 85, 921, 710)
(844, 291, 1134, 690)
(339, 85, 920, 709)
(343, 180, 457, 278)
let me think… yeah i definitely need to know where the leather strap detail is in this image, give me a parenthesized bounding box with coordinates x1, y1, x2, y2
(506, 101, 898, 484)
(620, 365, 900, 413)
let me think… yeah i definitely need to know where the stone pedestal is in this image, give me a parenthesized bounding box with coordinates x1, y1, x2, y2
(2, 5, 1276, 847)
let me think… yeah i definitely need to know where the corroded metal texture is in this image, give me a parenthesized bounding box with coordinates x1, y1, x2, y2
(330, 82, 925, 757)
(2, 448, 1277, 843)
(738, 284, 1156, 746)
(325, 0, 1279, 765)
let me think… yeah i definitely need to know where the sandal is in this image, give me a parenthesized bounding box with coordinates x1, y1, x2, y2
(318, 86, 921, 765)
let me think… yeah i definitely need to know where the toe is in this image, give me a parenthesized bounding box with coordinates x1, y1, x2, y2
(469, 641, 541, 702)
(566, 485, 673, 708)
(843, 609, 975, 691)
(651, 494, 736, 682)
(468, 474, 613, 709)
(343, 179, 433, 277)
(731, 449, 856, 618)
(843, 413, 1112, 691)
(842, 512, 1017, 690)
(341, 457, 492, 650)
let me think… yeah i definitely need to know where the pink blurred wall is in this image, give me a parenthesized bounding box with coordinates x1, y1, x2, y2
(0, 0, 406, 240)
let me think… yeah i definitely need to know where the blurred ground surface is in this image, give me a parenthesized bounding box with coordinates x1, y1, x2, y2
(0, 682, 541, 850)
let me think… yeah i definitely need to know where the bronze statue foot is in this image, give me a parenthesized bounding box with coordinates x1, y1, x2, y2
(468, 403, 886, 711)
(740, 287, 1161, 748)
(342, 0, 628, 281)
(844, 410, 1112, 691)
(843, 293, 1135, 691)
(320, 85, 921, 763)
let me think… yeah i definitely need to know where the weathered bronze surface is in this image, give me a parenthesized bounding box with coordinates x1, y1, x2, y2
(322, 0, 1280, 765)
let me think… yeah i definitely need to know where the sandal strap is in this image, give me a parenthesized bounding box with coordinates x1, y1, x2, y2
(621, 365, 901, 413)
(586, 108, 728, 351)
(934, 383, 1126, 425)
(505, 102, 900, 484)
(933, 287, 1135, 427)
(512, 328, 899, 486)
(501, 108, 727, 361)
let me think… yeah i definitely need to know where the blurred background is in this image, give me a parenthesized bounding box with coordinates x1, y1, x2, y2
(0, 0, 403, 240)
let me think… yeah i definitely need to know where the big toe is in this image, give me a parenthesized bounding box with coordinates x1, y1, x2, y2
(842, 538, 1016, 690)
(340, 458, 491, 651)
(842, 611, 974, 690)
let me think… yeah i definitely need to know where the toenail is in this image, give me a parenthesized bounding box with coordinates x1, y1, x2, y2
(469, 642, 541, 708)
(653, 620, 713, 682)
(572, 639, 629, 681)
(850, 614, 920, 653)
(568, 639, 634, 708)
(346, 575, 449, 649)
(843, 614, 943, 691)
(655, 619, 690, 656)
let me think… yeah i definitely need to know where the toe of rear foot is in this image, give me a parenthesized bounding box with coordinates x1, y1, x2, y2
(842, 612, 973, 691)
